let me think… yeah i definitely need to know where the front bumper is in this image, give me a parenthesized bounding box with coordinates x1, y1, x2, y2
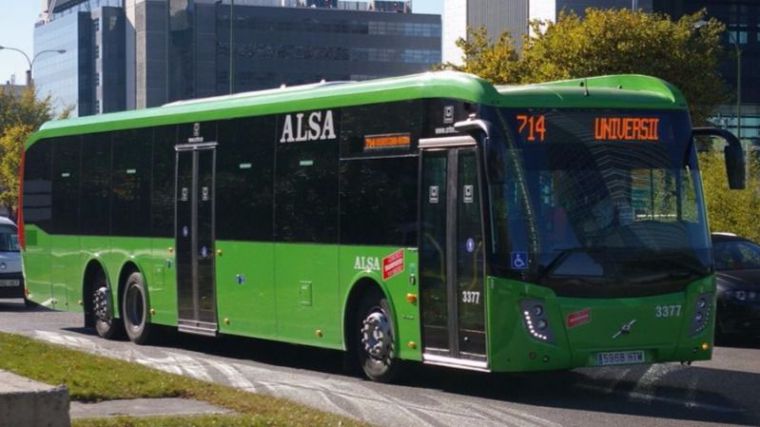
(717, 298, 760, 336)
(486, 276, 716, 372)
(0, 272, 25, 299)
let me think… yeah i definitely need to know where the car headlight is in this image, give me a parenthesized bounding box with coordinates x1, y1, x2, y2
(724, 290, 759, 301)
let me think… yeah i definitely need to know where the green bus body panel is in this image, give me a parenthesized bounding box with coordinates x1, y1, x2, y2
(215, 241, 276, 339)
(26, 72, 686, 149)
(486, 276, 715, 372)
(24, 225, 423, 359)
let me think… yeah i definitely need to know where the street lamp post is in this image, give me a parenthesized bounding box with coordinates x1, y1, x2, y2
(729, 33, 742, 139)
(229, 0, 235, 94)
(0, 45, 66, 88)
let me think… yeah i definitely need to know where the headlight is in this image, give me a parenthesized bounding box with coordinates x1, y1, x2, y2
(521, 299, 554, 343)
(690, 293, 713, 336)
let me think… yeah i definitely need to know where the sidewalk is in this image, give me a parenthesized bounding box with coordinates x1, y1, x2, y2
(0, 370, 69, 427)
(0, 369, 232, 426)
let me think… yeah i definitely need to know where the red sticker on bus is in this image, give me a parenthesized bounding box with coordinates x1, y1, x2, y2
(567, 308, 591, 329)
(382, 249, 405, 280)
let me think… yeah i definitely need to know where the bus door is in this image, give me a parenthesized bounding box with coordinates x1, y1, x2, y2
(419, 136, 487, 369)
(175, 143, 218, 336)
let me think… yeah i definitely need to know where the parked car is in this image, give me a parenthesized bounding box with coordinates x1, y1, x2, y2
(711, 232, 760, 339)
(0, 217, 24, 304)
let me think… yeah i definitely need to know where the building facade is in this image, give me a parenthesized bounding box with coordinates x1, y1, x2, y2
(35, 0, 441, 116)
(654, 0, 759, 142)
(442, 0, 652, 64)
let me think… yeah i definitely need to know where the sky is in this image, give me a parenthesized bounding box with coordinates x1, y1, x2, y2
(0, 0, 443, 86)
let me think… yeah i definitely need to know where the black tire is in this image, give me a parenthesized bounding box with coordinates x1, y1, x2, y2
(354, 290, 401, 383)
(123, 271, 152, 344)
(23, 297, 36, 309)
(92, 273, 123, 340)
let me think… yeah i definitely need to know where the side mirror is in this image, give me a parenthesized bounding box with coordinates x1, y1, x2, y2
(692, 127, 746, 190)
(725, 142, 746, 190)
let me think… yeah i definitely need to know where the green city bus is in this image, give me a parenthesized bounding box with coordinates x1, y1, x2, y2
(19, 72, 744, 381)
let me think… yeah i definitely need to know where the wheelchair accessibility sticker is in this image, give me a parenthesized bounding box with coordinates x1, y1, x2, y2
(511, 252, 528, 270)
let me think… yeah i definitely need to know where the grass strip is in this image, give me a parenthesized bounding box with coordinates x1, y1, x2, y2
(74, 414, 279, 427)
(0, 332, 363, 427)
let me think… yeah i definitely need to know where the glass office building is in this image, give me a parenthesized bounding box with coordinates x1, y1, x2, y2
(34, 11, 93, 116)
(34, 0, 441, 116)
(655, 0, 760, 141)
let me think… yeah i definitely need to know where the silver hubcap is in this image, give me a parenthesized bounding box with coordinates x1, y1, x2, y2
(93, 286, 110, 322)
(361, 310, 393, 361)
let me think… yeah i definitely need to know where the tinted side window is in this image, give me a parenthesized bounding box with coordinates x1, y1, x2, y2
(217, 118, 274, 241)
(112, 129, 152, 236)
(151, 126, 176, 238)
(275, 140, 338, 243)
(340, 156, 418, 246)
(51, 137, 81, 235)
(23, 139, 52, 231)
(80, 133, 111, 235)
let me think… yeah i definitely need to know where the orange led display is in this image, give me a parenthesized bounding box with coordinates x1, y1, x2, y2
(594, 117, 660, 141)
(364, 133, 411, 150)
(516, 114, 546, 142)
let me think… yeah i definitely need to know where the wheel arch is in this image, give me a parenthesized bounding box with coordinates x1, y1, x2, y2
(342, 276, 397, 352)
(81, 258, 110, 327)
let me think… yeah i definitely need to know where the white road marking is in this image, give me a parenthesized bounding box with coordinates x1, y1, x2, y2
(575, 383, 744, 414)
(602, 367, 631, 394)
(485, 403, 564, 427)
(629, 364, 681, 403)
(168, 353, 213, 382)
(133, 354, 185, 376)
(469, 404, 544, 427)
(205, 359, 256, 391)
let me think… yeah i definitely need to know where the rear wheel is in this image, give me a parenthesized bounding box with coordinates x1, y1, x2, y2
(123, 271, 152, 344)
(355, 291, 401, 382)
(92, 273, 122, 339)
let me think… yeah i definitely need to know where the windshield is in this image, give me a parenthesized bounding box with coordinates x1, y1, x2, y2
(714, 239, 760, 270)
(0, 225, 19, 252)
(484, 108, 711, 297)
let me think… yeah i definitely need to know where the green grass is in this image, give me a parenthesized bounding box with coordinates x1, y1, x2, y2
(0, 332, 363, 427)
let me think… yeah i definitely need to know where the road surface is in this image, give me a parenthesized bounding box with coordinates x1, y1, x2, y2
(1, 300, 758, 427)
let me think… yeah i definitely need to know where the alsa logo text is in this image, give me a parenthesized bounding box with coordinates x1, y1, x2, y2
(279, 110, 336, 143)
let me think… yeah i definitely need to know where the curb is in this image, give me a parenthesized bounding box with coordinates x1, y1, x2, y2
(0, 370, 70, 427)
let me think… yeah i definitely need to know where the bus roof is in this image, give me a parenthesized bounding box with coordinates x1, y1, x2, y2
(28, 71, 687, 147)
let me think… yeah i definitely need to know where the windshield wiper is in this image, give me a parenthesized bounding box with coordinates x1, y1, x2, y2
(537, 247, 608, 281)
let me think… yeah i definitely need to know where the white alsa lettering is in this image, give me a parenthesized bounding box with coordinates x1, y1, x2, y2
(280, 110, 336, 143)
(354, 256, 380, 271)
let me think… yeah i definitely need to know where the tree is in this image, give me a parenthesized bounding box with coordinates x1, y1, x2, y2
(444, 9, 727, 125)
(0, 86, 58, 219)
(437, 27, 524, 84)
(0, 124, 31, 218)
(699, 153, 760, 242)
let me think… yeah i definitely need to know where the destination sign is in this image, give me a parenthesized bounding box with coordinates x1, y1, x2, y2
(512, 111, 667, 144)
(364, 133, 411, 151)
(594, 117, 659, 141)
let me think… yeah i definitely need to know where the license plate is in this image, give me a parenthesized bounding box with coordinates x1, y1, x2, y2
(0, 279, 19, 288)
(596, 350, 645, 366)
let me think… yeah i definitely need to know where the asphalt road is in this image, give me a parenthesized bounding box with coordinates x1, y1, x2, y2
(1, 299, 758, 427)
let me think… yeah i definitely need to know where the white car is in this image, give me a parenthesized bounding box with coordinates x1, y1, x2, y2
(0, 217, 24, 303)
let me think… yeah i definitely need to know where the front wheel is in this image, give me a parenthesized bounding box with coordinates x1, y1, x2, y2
(355, 291, 401, 382)
(123, 272, 152, 344)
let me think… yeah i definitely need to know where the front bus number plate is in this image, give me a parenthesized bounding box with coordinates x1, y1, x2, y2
(0, 279, 19, 287)
(596, 350, 645, 366)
